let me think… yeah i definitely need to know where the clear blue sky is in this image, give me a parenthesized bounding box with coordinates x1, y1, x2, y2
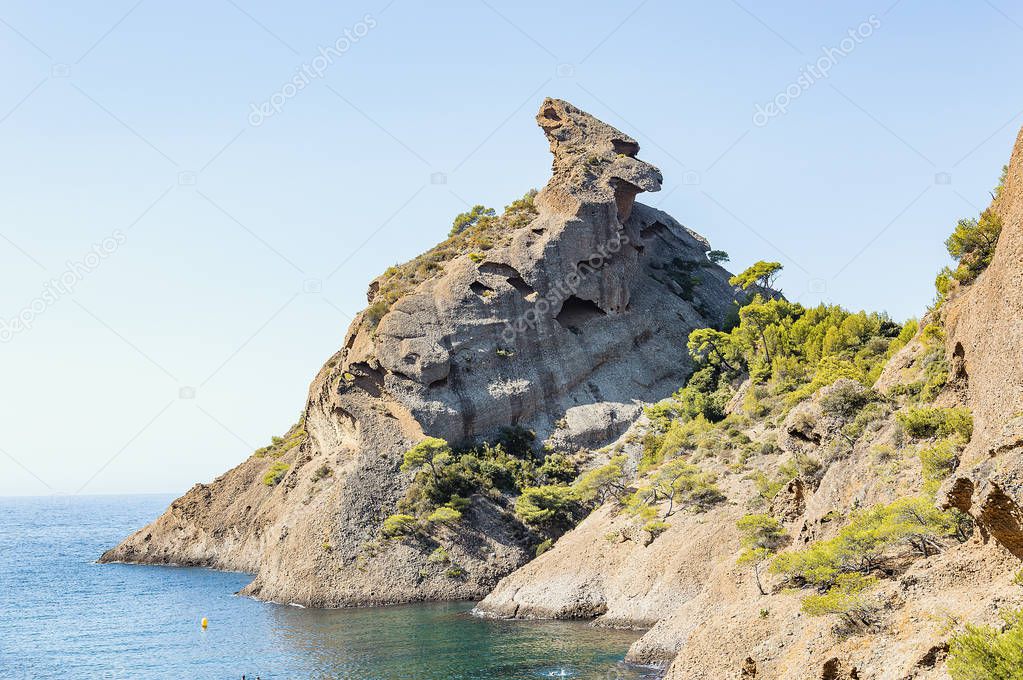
(2, 0, 1020, 495)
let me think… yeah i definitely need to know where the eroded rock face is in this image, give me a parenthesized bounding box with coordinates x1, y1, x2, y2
(100, 98, 738, 607)
(346, 99, 722, 447)
(944, 126, 1023, 556)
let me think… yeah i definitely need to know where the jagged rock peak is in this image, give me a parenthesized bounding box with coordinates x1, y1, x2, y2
(535, 98, 662, 222)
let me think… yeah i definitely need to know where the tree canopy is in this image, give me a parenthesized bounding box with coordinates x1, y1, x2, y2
(944, 209, 1002, 284)
(449, 204, 497, 237)
(729, 261, 783, 291)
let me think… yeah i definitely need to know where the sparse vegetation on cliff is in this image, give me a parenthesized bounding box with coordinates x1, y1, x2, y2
(381, 514, 417, 538)
(390, 427, 589, 539)
(934, 170, 1006, 308)
(624, 458, 724, 521)
(736, 514, 787, 595)
(262, 461, 290, 486)
(363, 190, 538, 330)
(253, 419, 306, 458)
(947, 608, 1023, 680)
(897, 406, 973, 441)
(770, 496, 968, 629)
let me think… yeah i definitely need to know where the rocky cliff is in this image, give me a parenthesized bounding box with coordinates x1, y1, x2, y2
(474, 130, 1023, 678)
(100, 99, 739, 606)
(943, 127, 1023, 561)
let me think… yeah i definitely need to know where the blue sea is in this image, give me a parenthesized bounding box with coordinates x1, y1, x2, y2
(0, 495, 657, 679)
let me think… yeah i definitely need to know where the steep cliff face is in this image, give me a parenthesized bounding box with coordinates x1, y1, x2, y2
(943, 127, 1023, 560)
(100, 99, 740, 607)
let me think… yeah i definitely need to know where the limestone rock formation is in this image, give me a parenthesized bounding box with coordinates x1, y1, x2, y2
(943, 126, 1023, 560)
(474, 127, 1023, 679)
(100, 98, 739, 607)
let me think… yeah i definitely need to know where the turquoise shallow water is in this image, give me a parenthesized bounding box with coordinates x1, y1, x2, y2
(0, 495, 657, 679)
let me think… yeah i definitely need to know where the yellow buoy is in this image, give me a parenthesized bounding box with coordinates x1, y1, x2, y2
(201, 617, 208, 629)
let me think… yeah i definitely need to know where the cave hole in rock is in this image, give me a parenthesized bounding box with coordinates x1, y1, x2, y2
(556, 295, 607, 333)
(611, 138, 639, 157)
(541, 106, 561, 122)
(478, 262, 538, 299)
(469, 281, 493, 297)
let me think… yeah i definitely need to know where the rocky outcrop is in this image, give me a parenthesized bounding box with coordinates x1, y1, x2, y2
(101, 98, 739, 607)
(943, 126, 1023, 558)
(472, 126, 1023, 679)
(347, 98, 733, 446)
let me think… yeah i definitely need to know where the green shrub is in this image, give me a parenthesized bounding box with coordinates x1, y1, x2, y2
(535, 538, 554, 557)
(887, 318, 919, 357)
(365, 300, 390, 329)
(445, 495, 471, 512)
(398, 433, 543, 522)
(945, 210, 1003, 285)
(627, 458, 724, 519)
(675, 293, 897, 426)
(772, 496, 957, 586)
(644, 415, 717, 469)
(427, 546, 450, 563)
(885, 496, 957, 557)
(920, 438, 959, 486)
(262, 461, 289, 486)
(688, 328, 741, 372)
(672, 369, 733, 422)
(800, 572, 878, 628)
(841, 401, 889, 442)
(514, 485, 576, 527)
(737, 514, 787, 594)
(643, 520, 670, 539)
(311, 464, 332, 481)
(573, 455, 628, 506)
(898, 406, 973, 441)
(819, 381, 873, 420)
(449, 204, 496, 237)
(401, 437, 453, 478)
(750, 471, 785, 502)
(729, 261, 783, 291)
(425, 506, 462, 526)
(738, 514, 787, 551)
(381, 514, 417, 538)
(947, 609, 1023, 680)
(253, 420, 307, 458)
(537, 453, 576, 484)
